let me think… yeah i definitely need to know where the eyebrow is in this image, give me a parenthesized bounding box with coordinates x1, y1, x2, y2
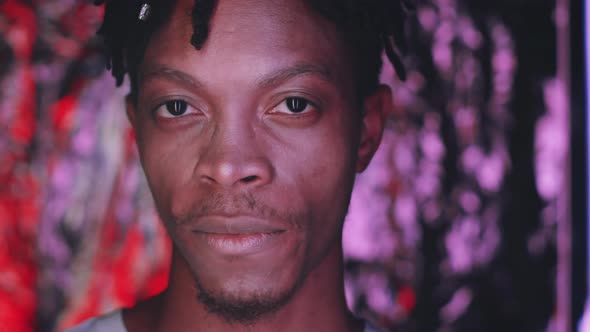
(140, 62, 334, 90)
(256, 63, 334, 88)
(141, 65, 204, 90)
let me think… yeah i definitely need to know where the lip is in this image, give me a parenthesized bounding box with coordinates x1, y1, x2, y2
(189, 215, 286, 256)
(189, 215, 286, 234)
(198, 231, 284, 256)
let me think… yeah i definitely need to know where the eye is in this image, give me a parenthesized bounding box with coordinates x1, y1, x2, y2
(154, 99, 198, 118)
(286, 97, 308, 113)
(272, 97, 315, 115)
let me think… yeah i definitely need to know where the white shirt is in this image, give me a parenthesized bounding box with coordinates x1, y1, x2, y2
(64, 310, 383, 332)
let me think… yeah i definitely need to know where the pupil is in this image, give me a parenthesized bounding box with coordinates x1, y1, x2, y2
(166, 100, 187, 116)
(286, 97, 307, 113)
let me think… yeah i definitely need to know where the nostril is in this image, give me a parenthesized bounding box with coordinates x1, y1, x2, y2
(241, 175, 258, 183)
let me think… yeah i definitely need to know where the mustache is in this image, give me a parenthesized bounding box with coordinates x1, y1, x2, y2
(173, 191, 306, 229)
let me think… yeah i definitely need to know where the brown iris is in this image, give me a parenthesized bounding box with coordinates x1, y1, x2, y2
(285, 97, 308, 113)
(165, 100, 188, 116)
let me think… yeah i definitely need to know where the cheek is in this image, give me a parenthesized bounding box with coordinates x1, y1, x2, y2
(304, 146, 356, 223)
(274, 107, 358, 201)
(282, 119, 358, 238)
(134, 121, 205, 219)
(293, 137, 356, 270)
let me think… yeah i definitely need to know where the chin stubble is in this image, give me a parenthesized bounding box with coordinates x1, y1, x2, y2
(194, 280, 301, 326)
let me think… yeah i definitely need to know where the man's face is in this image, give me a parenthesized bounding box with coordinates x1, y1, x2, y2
(128, 0, 384, 322)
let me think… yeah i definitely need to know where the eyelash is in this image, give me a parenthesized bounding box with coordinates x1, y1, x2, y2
(153, 99, 198, 119)
(151, 95, 318, 120)
(270, 96, 318, 115)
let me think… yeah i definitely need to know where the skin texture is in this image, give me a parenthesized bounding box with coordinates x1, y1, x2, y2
(123, 0, 391, 331)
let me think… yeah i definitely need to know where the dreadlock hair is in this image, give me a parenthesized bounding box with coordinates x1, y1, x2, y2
(94, 0, 411, 103)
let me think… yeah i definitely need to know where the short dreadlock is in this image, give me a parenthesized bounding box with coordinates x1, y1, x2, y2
(94, 0, 411, 102)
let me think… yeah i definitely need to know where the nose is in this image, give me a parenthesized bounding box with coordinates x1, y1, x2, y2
(194, 125, 273, 189)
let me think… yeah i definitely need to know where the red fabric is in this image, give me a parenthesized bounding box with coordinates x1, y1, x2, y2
(0, 3, 38, 328)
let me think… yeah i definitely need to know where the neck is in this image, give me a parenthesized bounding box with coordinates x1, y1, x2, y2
(124, 240, 363, 332)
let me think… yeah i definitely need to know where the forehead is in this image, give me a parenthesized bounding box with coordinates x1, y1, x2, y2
(139, 0, 355, 91)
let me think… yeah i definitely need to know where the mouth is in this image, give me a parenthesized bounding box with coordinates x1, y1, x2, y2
(196, 231, 285, 255)
(189, 215, 287, 256)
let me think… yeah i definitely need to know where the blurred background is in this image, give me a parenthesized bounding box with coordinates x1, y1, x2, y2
(0, 0, 582, 331)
